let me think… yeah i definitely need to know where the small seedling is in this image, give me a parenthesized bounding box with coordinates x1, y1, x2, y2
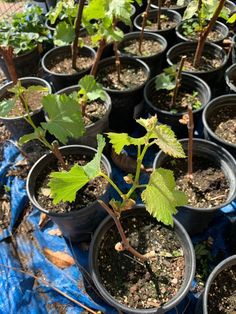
(48, 116, 187, 261)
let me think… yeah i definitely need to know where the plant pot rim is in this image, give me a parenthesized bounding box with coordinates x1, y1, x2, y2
(176, 18, 229, 43)
(167, 41, 228, 74)
(118, 31, 168, 60)
(0, 77, 52, 121)
(153, 138, 236, 212)
(26, 144, 112, 218)
(134, 8, 182, 33)
(225, 64, 236, 92)
(89, 204, 196, 313)
(41, 45, 96, 77)
(144, 72, 211, 116)
(55, 85, 112, 130)
(96, 56, 150, 94)
(203, 254, 236, 314)
(202, 94, 236, 149)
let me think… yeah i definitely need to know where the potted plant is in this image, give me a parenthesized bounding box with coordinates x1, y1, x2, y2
(133, 0, 182, 47)
(46, 115, 195, 312)
(1, 77, 111, 242)
(176, 0, 229, 45)
(167, 0, 229, 89)
(225, 63, 236, 93)
(202, 94, 236, 159)
(118, 31, 167, 78)
(81, 0, 151, 132)
(144, 59, 211, 138)
(0, 5, 50, 79)
(42, 0, 96, 91)
(153, 108, 236, 235)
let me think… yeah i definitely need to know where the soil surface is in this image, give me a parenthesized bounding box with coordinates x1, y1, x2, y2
(181, 53, 222, 72)
(36, 154, 108, 214)
(208, 264, 236, 314)
(183, 28, 224, 42)
(97, 64, 148, 91)
(1, 88, 48, 118)
(49, 54, 94, 75)
(208, 105, 236, 145)
(163, 157, 230, 208)
(98, 213, 185, 309)
(83, 100, 107, 126)
(0, 185, 11, 234)
(150, 89, 201, 113)
(121, 39, 163, 57)
(146, 16, 177, 31)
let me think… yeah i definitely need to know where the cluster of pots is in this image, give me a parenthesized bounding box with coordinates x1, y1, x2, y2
(1, 0, 236, 313)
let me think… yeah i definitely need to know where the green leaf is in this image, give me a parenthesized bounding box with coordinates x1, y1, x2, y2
(141, 168, 187, 226)
(83, 134, 106, 179)
(0, 99, 15, 117)
(155, 66, 176, 91)
(154, 125, 186, 158)
(49, 164, 90, 204)
(18, 127, 45, 146)
(177, 0, 185, 6)
(41, 94, 85, 145)
(26, 86, 49, 94)
(183, 0, 198, 20)
(227, 12, 236, 23)
(83, 0, 106, 22)
(107, 132, 145, 154)
(78, 75, 107, 102)
(136, 116, 158, 132)
(54, 21, 75, 46)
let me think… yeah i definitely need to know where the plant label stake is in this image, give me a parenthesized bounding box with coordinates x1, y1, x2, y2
(170, 55, 186, 108)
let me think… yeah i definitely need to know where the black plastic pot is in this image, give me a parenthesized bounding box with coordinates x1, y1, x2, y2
(56, 85, 111, 147)
(27, 145, 111, 242)
(150, 0, 189, 16)
(41, 45, 96, 91)
(0, 47, 40, 80)
(153, 139, 236, 236)
(202, 94, 236, 159)
(225, 63, 236, 93)
(166, 42, 228, 88)
(195, 255, 236, 314)
(176, 19, 229, 45)
(144, 73, 211, 138)
(118, 32, 167, 78)
(0, 77, 51, 140)
(96, 56, 150, 132)
(133, 9, 182, 48)
(89, 205, 195, 314)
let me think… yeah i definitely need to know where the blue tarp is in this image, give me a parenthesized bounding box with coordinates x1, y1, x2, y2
(0, 141, 235, 314)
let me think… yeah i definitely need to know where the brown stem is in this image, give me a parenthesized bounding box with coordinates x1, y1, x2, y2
(157, 0, 162, 30)
(138, 0, 151, 54)
(72, 0, 85, 70)
(0, 46, 17, 83)
(113, 42, 121, 82)
(98, 200, 149, 261)
(52, 141, 68, 171)
(90, 38, 106, 77)
(193, 0, 226, 67)
(170, 55, 186, 108)
(0, 264, 99, 314)
(187, 106, 193, 179)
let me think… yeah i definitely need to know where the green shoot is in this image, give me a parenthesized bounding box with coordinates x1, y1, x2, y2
(48, 116, 187, 260)
(0, 81, 85, 170)
(155, 56, 187, 109)
(77, 75, 107, 116)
